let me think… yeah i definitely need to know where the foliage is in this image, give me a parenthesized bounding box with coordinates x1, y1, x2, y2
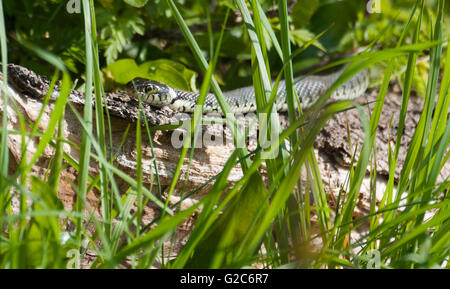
(0, 0, 449, 269)
(2, 0, 447, 92)
(3, 0, 447, 94)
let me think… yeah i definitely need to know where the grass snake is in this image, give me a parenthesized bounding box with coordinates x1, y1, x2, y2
(7, 63, 369, 119)
(130, 66, 369, 114)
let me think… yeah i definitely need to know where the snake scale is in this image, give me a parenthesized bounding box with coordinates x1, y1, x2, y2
(130, 66, 369, 114)
(7, 63, 369, 119)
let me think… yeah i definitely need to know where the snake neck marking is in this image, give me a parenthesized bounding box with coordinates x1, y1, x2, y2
(129, 66, 369, 114)
(128, 78, 178, 106)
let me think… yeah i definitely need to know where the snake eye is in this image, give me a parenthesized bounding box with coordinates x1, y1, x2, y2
(127, 79, 175, 106)
(145, 88, 157, 94)
(132, 80, 173, 105)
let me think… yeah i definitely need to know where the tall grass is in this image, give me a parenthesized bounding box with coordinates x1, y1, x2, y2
(0, 0, 448, 268)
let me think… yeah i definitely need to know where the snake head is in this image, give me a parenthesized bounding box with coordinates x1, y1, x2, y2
(127, 78, 176, 106)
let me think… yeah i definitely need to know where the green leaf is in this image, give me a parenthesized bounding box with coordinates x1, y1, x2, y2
(289, 28, 326, 51)
(184, 172, 268, 268)
(123, 0, 148, 8)
(98, 7, 145, 64)
(292, 0, 319, 28)
(107, 58, 197, 91)
(107, 58, 141, 84)
(139, 59, 197, 91)
(412, 60, 429, 98)
(308, 1, 360, 49)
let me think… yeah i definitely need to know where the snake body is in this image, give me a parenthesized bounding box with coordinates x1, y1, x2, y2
(7, 63, 369, 118)
(131, 66, 369, 114)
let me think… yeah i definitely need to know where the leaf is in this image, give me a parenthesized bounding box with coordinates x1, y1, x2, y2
(20, 177, 66, 268)
(413, 59, 429, 98)
(308, 1, 360, 49)
(107, 58, 141, 84)
(98, 7, 145, 64)
(290, 29, 326, 51)
(184, 172, 269, 268)
(123, 0, 148, 8)
(139, 59, 197, 91)
(292, 0, 319, 28)
(107, 58, 197, 91)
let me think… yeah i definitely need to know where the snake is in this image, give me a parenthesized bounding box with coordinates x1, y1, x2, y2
(7, 63, 369, 119)
(129, 66, 369, 114)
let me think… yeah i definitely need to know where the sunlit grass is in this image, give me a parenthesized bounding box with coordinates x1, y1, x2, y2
(0, 0, 448, 268)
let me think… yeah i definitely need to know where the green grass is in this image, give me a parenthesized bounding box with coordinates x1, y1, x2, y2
(0, 0, 449, 268)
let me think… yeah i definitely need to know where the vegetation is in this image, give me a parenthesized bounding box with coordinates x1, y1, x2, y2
(0, 0, 449, 268)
